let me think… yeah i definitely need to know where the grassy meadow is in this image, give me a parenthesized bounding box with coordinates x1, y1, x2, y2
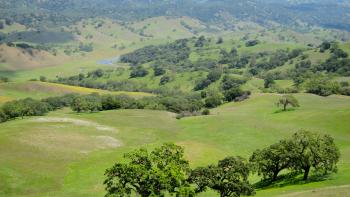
(0, 93, 349, 197)
(0, 81, 152, 104)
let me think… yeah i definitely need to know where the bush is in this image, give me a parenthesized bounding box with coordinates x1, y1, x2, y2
(0, 110, 8, 122)
(40, 76, 47, 82)
(160, 75, 171, 85)
(339, 86, 350, 96)
(1, 98, 49, 119)
(205, 93, 223, 108)
(223, 88, 244, 102)
(153, 65, 166, 76)
(245, 40, 259, 47)
(130, 66, 148, 78)
(202, 109, 210, 115)
(71, 93, 102, 113)
(305, 76, 340, 96)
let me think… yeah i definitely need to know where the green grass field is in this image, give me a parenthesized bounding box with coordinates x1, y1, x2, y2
(0, 81, 152, 103)
(0, 93, 349, 197)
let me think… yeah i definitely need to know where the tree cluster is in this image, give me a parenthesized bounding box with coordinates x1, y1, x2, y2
(0, 94, 78, 123)
(104, 143, 255, 197)
(104, 130, 340, 196)
(250, 130, 340, 181)
(120, 38, 191, 66)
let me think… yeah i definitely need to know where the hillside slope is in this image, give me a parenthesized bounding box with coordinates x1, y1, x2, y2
(0, 93, 349, 196)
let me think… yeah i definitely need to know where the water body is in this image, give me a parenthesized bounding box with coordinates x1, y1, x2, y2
(97, 56, 120, 65)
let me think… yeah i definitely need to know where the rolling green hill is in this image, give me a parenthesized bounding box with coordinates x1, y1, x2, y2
(0, 1, 350, 196)
(0, 93, 349, 196)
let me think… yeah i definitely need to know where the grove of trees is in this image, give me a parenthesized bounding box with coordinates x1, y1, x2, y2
(104, 130, 340, 196)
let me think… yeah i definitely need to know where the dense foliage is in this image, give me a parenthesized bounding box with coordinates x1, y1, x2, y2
(120, 39, 191, 66)
(104, 143, 193, 197)
(250, 130, 340, 181)
(1, 0, 349, 31)
(104, 131, 340, 196)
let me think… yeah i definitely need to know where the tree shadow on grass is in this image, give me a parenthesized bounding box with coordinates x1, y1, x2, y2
(254, 172, 331, 190)
(274, 108, 297, 114)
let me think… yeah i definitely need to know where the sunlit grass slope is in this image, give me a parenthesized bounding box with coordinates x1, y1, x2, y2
(0, 93, 349, 196)
(0, 81, 152, 103)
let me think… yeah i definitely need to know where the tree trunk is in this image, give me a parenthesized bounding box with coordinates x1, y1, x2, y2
(303, 166, 310, 180)
(273, 171, 278, 181)
(283, 103, 287, 111)
(221, 192, 225, 197)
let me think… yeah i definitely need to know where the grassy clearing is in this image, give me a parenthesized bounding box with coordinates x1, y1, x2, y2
(0, 81, 153, 102)
(0, 93, 349, 196)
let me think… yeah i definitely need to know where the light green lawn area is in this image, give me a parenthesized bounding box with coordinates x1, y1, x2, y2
(242, 77, 264, 93)
(335, 76, 350, 83)
(130, 16, 194, 40)
(275, 80, 294, 89)
(0, 22, 26, 34)
(0, 93, 349, 197)
(339, 42, 350, 54)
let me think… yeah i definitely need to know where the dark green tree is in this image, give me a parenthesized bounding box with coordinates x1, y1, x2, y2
(190, 156, 255, 197)
(70, 96, 88, 113)
(216, 37, 223, 44)
(0, 110, 8, 122)
(264, 74, 275, 89)
(204, 93, 223, 108)
(130, 66, 149, 78)
(104, 143, 193, 197)
(250, 140, 291, 181)
(289, 130, 340, 180)
(153, 65, 166, 76)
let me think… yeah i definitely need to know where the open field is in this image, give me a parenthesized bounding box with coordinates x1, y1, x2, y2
(0, 93, 349, 196)
(0, 81, 152, 103)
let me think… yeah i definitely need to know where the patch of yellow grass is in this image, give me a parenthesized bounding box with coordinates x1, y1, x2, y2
(0, 81, 153, 99)
(0, 96, 12, 104)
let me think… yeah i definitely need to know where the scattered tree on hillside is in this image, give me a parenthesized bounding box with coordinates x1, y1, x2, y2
(190, 156, 255, 197)
(264, 74, 275, 88)
(204, 92, 223, 108)
(153, 65, 166, 76)
(195, 36, 206, 47)
(104, 143, 193, 197)
(159, 75, 171, 85)
(276, 95, 300, 111)
(319, 41, 331, 52)
(5, 18, 13, 26)
(40, 76, 47, 82)
(216, 37, 223, 44)
(194, 68, 222, 91)
(130, 66, 149, 78)
(245, 40, 259, 47)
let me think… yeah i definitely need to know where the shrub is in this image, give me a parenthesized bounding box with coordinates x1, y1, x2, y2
(202, 109, 210, 115)
(305, 76, 340, 96)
